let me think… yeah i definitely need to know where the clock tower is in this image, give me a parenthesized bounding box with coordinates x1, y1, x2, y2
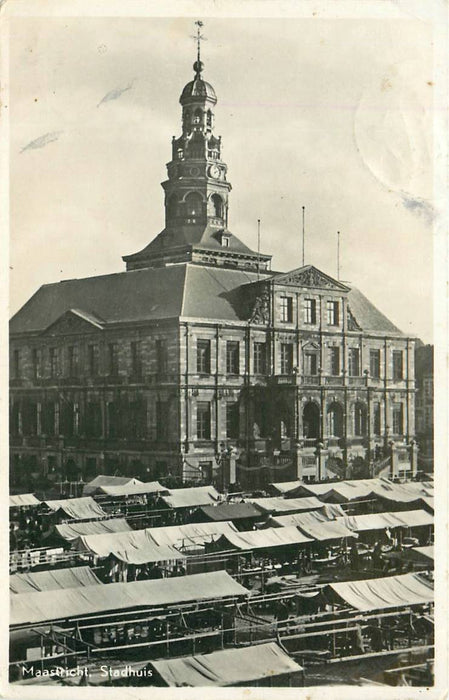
(163, 54, 231, 231)
(123, 22, 271, 272)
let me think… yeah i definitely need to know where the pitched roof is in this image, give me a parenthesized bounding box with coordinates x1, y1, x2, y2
(10, 262, 406, 338)
(123, 223, 263, 260)
(347, 287, 404, 335)
(10, 264, 271, 335)
(197, 502, 264, 521)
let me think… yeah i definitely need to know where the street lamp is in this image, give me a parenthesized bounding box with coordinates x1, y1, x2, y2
(315, 441, 325, 482)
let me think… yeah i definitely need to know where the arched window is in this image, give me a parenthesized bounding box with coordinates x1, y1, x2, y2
(184, 192, 203, 217)
(206, 110, 212, 127)
(193, 108, 202, 124)
(210, 193, 223, 218)
(353, 402, 367, 436)
(303, 401, 320, 440)
(327, 402, 344, 438)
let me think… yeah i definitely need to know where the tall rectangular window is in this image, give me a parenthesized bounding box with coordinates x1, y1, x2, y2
(156, 339, 168, 374)
(107, 402, 120, 438)
(32, 348, 41, 379)
(280, 343, 293, 375)
(156, 400, 169, 441)
(373, 403, 381, 436)
(226, 341, 239, 375)
(60, 401, 74, 437)
(280, 296, 293, 323)
(329, 347, 340, 375)
(392, 402, 404, 435)
(68, 345, 79, 377)
(107, 343, 119, 375)
(86, 402, 102, 437)
(197, 339, 211, 374)
(88, 344, 99, 376)
(304, 298, 317, 324)
(131, 341, 142, 378)
(226, 402, 239, 439)
(129, 399, 146, 438)
(370, 349, 381, 378)
(326, 300, 339, 326)
(392, 350, 403, 380)
(22, 400, 38, 435)
(11, 349, 20, 379)
(253, 342, 267, 375)
(348, 348, 360, 376)
(49, 347, 59, 378)
(304, 352, 318, 376)
(197, 402, 211, 440)
(41, 401, 56, 436)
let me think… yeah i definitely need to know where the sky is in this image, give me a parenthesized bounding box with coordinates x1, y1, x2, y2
(9, 14, 435, 341)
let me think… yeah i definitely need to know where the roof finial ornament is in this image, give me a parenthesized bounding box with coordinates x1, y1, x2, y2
(192, 20, 206, 76)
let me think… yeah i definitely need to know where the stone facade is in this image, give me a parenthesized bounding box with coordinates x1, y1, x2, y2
(9, 55, 417, 492)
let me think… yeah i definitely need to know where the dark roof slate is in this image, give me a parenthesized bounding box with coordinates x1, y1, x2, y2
(347, 287, 404, 336)
(10, 263, 406, 338)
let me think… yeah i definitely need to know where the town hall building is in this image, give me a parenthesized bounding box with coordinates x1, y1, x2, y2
(9, 48, 418, 492)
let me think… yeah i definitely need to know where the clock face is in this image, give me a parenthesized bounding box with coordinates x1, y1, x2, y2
(209, 164, 220, 179)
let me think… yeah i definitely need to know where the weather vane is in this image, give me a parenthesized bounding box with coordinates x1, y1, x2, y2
(192, 20, 207, 70)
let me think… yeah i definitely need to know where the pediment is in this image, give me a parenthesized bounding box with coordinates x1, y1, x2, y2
(273, 265, 350, 292)
(42, 309, 104, 336)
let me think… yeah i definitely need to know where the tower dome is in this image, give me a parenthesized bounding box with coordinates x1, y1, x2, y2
(180, 64, 217, 106)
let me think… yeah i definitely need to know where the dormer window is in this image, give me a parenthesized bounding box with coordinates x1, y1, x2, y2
(220, 233, 230, 247)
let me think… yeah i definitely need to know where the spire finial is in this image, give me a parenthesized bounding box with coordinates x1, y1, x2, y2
(192, 20, 206, 76)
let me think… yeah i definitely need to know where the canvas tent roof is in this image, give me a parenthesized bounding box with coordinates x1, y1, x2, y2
(215, 526, 312, 552)
(246, 496, 324, 514)
(75, 521, 238, 557)
(196, 502, 264, 521)
(10, 494, 40, 508)
(336, 512, 404, 533)
(43, 497, 107, 520)
(388, 509, 434, 528)
(10, 566, 102, 594)
(97, 481, 167, 497)
(269, 510, 330, 528)
(10, 571, 248, 627)
(151, 642, 302, 687)
(162, 486, 221, 509)
(269, 480, 303, 496)
(326, 572, 433, 611)
(293, 513, 357, 541)
(370, 480, 433, 505)
(54, 518, 132, 542)
(83, 475, 142, 496)
(112, 543, 186, 565)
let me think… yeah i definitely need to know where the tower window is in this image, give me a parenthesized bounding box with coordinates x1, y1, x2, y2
(206, 110, 212, 127)
(193, 108, 202, 124)
(185, 192, 203, 218)
(210, 193, 223, 218)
